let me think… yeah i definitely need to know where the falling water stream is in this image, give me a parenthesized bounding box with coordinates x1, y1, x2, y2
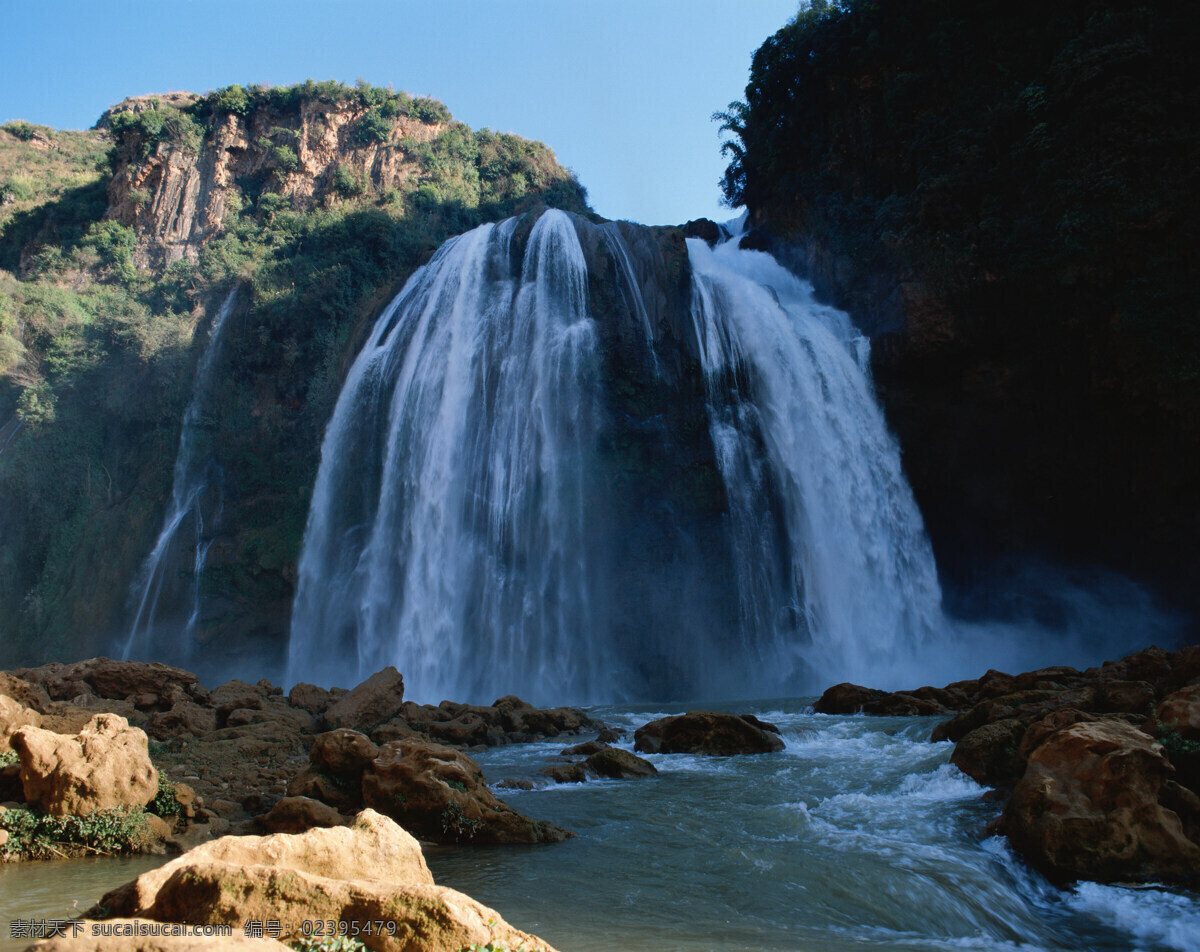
(121, 288, 237, 665)
(286, 210, 1008, 701)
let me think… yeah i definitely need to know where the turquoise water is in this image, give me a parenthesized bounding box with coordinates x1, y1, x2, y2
(428, 701, 1200, 952)
(3, 702, 1197, 952)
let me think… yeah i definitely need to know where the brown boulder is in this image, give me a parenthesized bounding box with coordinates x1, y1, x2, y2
(285, 769, 355, 811)
(88, 810, 557, 952)
(256, 796, 345, 834)
(1156, 684, 1200, 741)
(1, 694, 42, 751)
(12, 713, 158, 816)
(310, 729, 380, 784)
(583, 747, 657, 779)
(0, 672, 52, 712)
(998, 719, 1200, 883)
(287, 682, 332, 715)
(147, 703, 216, 740)
(322, 666, 405, 731)
(633, 711, 785, 756)
(950, 718, 1026, 786)
(862, 693, 950, 717)
(812, 683, 885, 714)
(101, 809, 432, 914)
(361, 739, 572, 844)
(538, 763, 589, 784)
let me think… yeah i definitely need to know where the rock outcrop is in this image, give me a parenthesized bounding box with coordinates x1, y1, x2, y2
(88, 809, 558, 952)
(997, 719, 1200, 883)
(104, 95, 445, 268)
(633, 711, 785, 756)
(361, 739, 571, 844)
(11, 714, 157, 816)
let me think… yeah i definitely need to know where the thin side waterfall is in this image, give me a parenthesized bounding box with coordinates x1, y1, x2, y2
(121, 288, 238, 664)
(687, 234, 945, 689)
(287, 211, 609, 701)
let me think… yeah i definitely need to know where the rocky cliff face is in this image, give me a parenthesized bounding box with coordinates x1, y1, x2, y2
(104, 94, 443, 267)
(730, 0, 1200, 622)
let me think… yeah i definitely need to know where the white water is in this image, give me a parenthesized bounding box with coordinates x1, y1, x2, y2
(687, 235, 943, 689)
(429, 703, 1200, 952)
(286, 209, 1155, 702)
(288, 212, 611, 700)
(121, 288, 237, 664)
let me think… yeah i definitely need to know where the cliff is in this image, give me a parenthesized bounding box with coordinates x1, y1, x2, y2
(722, 0, 1200, 620)
(0, 81, 590, 674)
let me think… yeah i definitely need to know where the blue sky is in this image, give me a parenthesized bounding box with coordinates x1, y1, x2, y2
(2, 0, 798, 225)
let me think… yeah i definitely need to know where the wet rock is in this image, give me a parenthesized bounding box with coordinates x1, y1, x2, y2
(998, 719, 1200, 883)
(12, 713, 158, 816)
(812, 683, 886, 714)
(361, 739, 572, 844)
(683, 218, 722, 245)
(322, 666, 404, 731)
(950, 718, 1026, 786)
(538, 763, 589, 784)
(862, 693, 951, 717)
(583, 747, 657, 779)
(633, 711, 785, 756)
(559, 740, 610, 757)
(738, 714, 782, 734)
(596, 727, 626, 743)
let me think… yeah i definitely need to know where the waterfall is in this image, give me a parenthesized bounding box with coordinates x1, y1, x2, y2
(688, 234, 944, 689)
(287, 209, 951, 702)
(121, 287, 237, 664)
(287, 211, 610, 701)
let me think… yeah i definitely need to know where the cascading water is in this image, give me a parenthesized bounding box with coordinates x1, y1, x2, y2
(121, 288, 237, 665)
(687, 233, 944, 689)
(287, 207, 958, 702)
(287, 211, 611, 701)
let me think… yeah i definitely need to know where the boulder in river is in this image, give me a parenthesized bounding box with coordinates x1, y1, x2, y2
(997, 718, 1200, 884)
(633, 711, 785, 755)
(361, 738, 572, 843)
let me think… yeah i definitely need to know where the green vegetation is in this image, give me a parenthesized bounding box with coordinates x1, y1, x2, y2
(147, 770, 181, 817)
(720, 0, 1199, 370)
(717, 0, 1200, 599)
(0, 79, 589, 669)
(0, 749, 17, 768)
(0, 805, 151, 859)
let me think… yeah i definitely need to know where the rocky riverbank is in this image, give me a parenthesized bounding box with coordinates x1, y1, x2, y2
(814, 645, 1200, 886)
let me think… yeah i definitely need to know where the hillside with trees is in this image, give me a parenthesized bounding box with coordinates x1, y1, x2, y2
(0, 80, 589, 670)
(719, 0, 1200, 619)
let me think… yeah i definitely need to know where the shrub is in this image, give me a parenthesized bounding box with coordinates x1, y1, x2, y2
(147, 771, 181, 818)
(330, 165, 363, 198)
(3, 120, 38, 141)
(272, 145, 300, 173)
(353, 106, 393, 146)
(0, 805, 151, 859)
